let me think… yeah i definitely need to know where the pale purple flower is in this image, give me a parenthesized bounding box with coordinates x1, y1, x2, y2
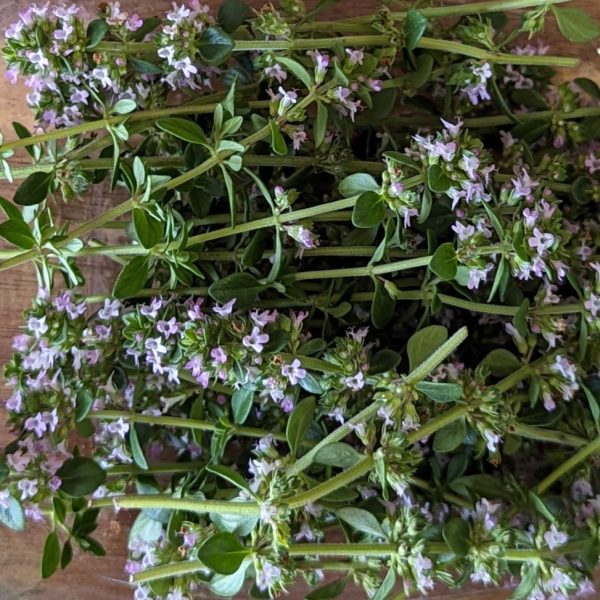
(264, 64, 287, 83)
(145, 337, 167, 356)
(291, 127, 307, 150)
(243, 327, 270, 353)
(460, 153, 480, 179)
(544, 524, 568, 550)
(512, 169, 538, 199)
(213, 298, 236, 317)
(385, 181, 403, 199)
(25, 413, 46, 438)
(17, 478, 38, 500)
(522, 207, 538, 228)
(467, 263, 494, 290)
(257, 561, 282, 592)
(584, 294, 600, 317)
(0, 490, 11, 509)
(483, 429, 501, 453)
(377, 406, 394, 427)
(175, 57, 198, 79)
(441, 118, 463, 137)
(250, 309, 278, 328)
(99, 299, 121, 320)
(473, 498, 501, 531)
(125, 13, 143, 31)
(452, 221, 475, 241)
(344, 372, 365, 391)
(281, 359, 306, 385)
(166, 589, 189, 600)
(551, 355, 577, 382)
(278, 86, 298, 109)
(585, 152, 600, 174)
(471, 567, 493, 585)
(345, 48, 364, 65)
(528, 228, 555, 256)
(27, 316, 48, 338)
(210, 347, 228, 365)
(157, 317, 180, 338)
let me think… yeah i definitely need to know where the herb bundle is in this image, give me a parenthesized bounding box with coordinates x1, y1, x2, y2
(0, 0, 599, 598)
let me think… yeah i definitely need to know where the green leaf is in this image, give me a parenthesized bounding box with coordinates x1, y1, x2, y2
(305, 578, 347, 600)
(571, 176, 594, 205)
(407, 325, 448, 372)
(480, 349, 522, 377)
(12, 122, 40, 160)
(314, 102, 328, 148)
(276, 56, 313, 88)
(57, 457, 106, 497)
(487, 257, 508, 302)
(42, 531, 61, 579)
(352, 191, 385, 229)
(133, 208, 163, 249)
(371, 568, 396, 600)
(86, 19, 108, 49)
(269, 119, 287, 155)
(0, 494, 24, 531)
(0, 196, 23, 221)
(129, 57, 163, 75)
(210, 560, 249, 596)
(427, 164, 452, 193)
(298, 372, 324, 394)
(442, 518, 470, 557)
(231, 387, 254, 424)
(198, 532, 250, 575)
(339, 173, 379, 197)
(528, 491, 556, 523)
(218, 0, 250, 33)
(113, 255, 149, 299)
(13, 171, 52, 206)
(156, 117, 208, 145)
(429, 242, 457, 280)
(111, 99, 137, 115)
(433, 418, 466, 453)
(75, 389, 94, 422)
(511, 119, 549, 144)
(371, 279, 395, 328)
(511, 566, 539, 600)
(574, 77, 600, 100)
(368, 349, 401, 375)
(129, 511, 163, 544)
(60, 540, 73, 570)
(206, 464, 251, 492)
(337, 507, 385, 538)
(129, 424, 148, 470)
(0, 219, 35, 249)
(404, 9, 428, 50)
(415, 381, 462, 403)
(314, 442, 362, 469)
(449, 473, 508, 500)
(383, 151, 420, 171)
(198, 27, 235, 65)
(481, 201, 504, 238)
(552, 6, 600, 42)
(209, 272, 266, 308)
(286, 396, 316, 458)
(210, 505, 258, 536)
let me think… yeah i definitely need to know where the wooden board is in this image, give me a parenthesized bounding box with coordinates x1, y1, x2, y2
(0, 1, 598, 598)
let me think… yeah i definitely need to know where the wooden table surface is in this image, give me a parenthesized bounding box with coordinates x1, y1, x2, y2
(0, 1, 599, 598)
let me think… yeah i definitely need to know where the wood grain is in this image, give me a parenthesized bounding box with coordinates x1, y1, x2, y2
(0, 1, 599, 598)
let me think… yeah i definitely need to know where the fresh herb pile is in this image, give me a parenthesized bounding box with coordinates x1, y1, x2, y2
(0, 0, 600, 598)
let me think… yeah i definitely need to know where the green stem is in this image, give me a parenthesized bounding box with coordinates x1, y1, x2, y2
(287, 327, 468, 477)
(89, 494, 259, 514)
(107, 462, 205, 476)
(534, 435, 600, 495)
(95, 35, 577, 67)
(133, 560, 204, 584)
(380, 107, 600, 129)
(344, 0, 570, 22)
(0, 100, 269, 154)
(89, 410, 288, 442)
(512, 423, 588, 448)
